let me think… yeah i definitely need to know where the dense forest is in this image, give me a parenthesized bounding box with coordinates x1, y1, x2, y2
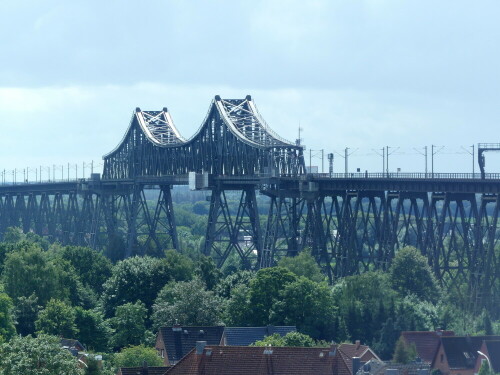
(0, 188, 497, 374)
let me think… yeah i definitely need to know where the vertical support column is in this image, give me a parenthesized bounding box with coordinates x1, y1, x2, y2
(148, 185, 179, 252)
(204, 186, 262, 269)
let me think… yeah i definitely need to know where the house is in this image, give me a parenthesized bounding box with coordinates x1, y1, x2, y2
(155, 325, 297, 365)
(155, 325, 225, 365)
(220, 325, 296, 346)
(338, 341, 381, 375)
(432, 335, 500, 375)
(400, 330, 455, 364)
(116, 364, 171, 375)
(164, 341, 352, 375)
(473, 340, 500, 374)
(60, 338, 85, 355)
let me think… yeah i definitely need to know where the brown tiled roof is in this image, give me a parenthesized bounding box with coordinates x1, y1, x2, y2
(165, 345, 350, 375)
(338, 342, 380, 374)
(401, 331, 454, 363)
(158, 326, 225, 364)
(118, 366, 171, 375)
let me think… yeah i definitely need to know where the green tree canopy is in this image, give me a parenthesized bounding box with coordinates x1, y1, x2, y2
(152, 278, 222, 330)
(393, 336, 417, 364)
(253, 331, 318, 347)
(35, 298, 78, 338)
(3, 243, 71, 306)
(247, 267, 298, 326)
(278, 250, 324, 283)
(114, 344, 163, 368)
(74, 307, 111, 352)
(0, 334, 84, 375)
(109, 301, 148, 350)
(58, 246, 112, 294)
(389, 246, 440, 303)
(271, 277, 336, 340)
(100, 256, 176, 318)
(0, 288, 16, 343)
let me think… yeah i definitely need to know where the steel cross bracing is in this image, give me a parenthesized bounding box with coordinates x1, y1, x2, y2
(1, 95, 500, 314)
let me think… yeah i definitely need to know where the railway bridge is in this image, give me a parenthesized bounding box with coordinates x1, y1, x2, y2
(0, 95, 498, 311)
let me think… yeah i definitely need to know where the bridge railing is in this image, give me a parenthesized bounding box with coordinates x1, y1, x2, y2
(303, 172, 500, 180)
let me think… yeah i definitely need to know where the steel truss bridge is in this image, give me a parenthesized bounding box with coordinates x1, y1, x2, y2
(0, 95, 499, 311)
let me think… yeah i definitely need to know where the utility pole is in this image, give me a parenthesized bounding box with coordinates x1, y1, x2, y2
(345, 148, 348, 177)
(431, 145, 444, 177)
(386, 146, 399, 177)
(328, 153, 334, 177)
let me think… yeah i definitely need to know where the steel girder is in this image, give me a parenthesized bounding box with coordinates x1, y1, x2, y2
(102, 96, 305, 180)
(204, 187, 263, 269)
(262, 189, 499, 312)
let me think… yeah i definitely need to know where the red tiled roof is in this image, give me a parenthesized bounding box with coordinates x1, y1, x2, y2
(165, 345, 350, 375)
(338, 342, 380, 374)
(401, 331, 454, 363)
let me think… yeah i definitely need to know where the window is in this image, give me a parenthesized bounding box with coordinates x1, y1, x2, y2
(161, 349, 165, 358)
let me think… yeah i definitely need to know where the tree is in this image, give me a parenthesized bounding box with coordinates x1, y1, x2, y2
(152, 279, 222, 330)
(74, 307, 111, 352)
(2, 242, 59, 305)
(195, 255, 222, 290)
(215, 270, 255, 298)
(100, 256, 174, 318)
(247, 267, 297, 325)
(0, 289, 16, 343)
(35, 298, 78, 338)
(164, 250, 194, 282)
(278, 250, 324, 283)
(253, 332, 322, 347)
(224, 284, 253, 326)
(109, 301, 148, 350)
(0, 334, 84, 375)
(271, 277, 336, 340)
(59, 246, 112, 294)
(389, 246, 440, 303)
(393, 336, 417, 364)
(13, 293, 40, 336)
(114, 344, 163, 367)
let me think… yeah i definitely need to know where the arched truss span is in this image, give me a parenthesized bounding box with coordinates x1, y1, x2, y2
(103, 95, 305, 179)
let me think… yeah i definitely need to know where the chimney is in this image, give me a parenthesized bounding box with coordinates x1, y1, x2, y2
(141, 361, 148, 375)
(352, 357, 361, 375)
(196, 341, 207, 355)
(355, 340, 361, 349)
(172, 324, 183, 362)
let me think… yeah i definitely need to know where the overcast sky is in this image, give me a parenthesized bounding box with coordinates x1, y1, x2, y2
(1, 0, 500, 180)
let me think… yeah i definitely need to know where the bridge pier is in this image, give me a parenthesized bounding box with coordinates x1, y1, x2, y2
(204, 186, 262, 269)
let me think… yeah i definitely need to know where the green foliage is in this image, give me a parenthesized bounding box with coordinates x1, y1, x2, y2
(100, 256, 175, 318)
(278, 250, 324, 283)
(0, 334, 84, 375)
(74, 307, 110, 352)
(114, 344, 163, 367)
(478, 359, 494, 375)
(389, 246, 440, 303)
(393, 336, 417, 364)
(253, 331, 324, 347)
(247, 267, 298, 325)
(0, 288, 15, 343)
(36, 298, 78, 338)
(59, 246, 112, 294)
(152, 279, 222, 329)
(224, 284, 253, 326)
(109, 301, 148, 350)
(215, 270, 255, 298)
(164, 250, 194, 282)
(195, 255, 222, 290)
(13, 293, 40, 336)
(271, 277, 336, 340)
(2, 227, 25, 244)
